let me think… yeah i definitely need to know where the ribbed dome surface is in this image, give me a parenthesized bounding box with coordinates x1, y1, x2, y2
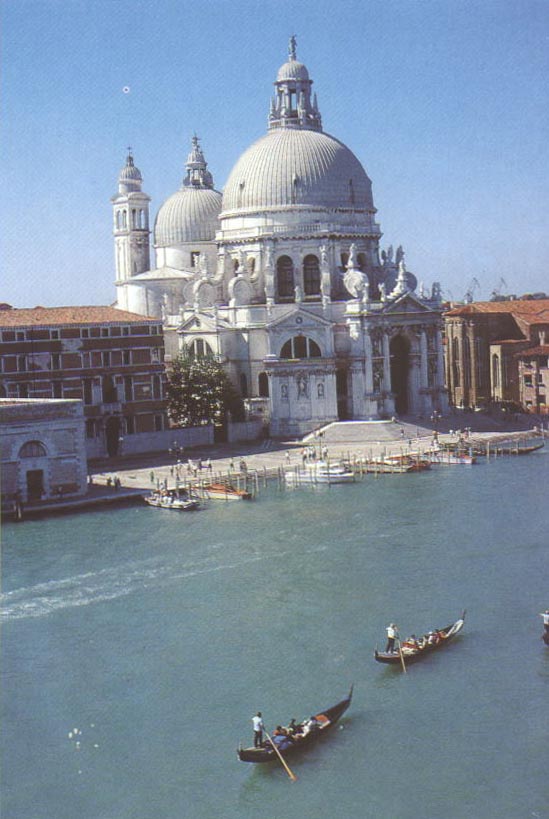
(119, 162, 142, 182)
(276, 60, 310, 82)
(154, 187, 222, 246)
(221, 129, 373, 214)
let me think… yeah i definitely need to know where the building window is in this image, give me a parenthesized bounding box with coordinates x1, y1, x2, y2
(303, 255, 321, 296)
(18, 383, 29, 398)
(125, 415, 135, 435)
(51, 354, 61, 370)
(102, 375, 117, 403)
(17, 355, 26, 372)
(258, 372, 269, 397)
(154, 414, 163, 432)
(83, 379, 93, 405)
(52, 381, 62, 398)
(187, 339, 213, 358)
(86, 419, 96, 439)
(50, 329, 59, 340)
(240, 373, 248, 398)
(101, 328, 109, 337)
(19, 440, 47, 458)
(152, 374, 162, 399)
(124, 376, 133, 402)
(81, 328, 89, 338)
(123, 326, 130, 336)
(276, 256, 294, 300)
(492, 354, 500, 389)
(123, 350, 131, 365)
(524, 374, 533, 386)
(190, 251, 200, 268)
(280, 336, 322, 359)
(102, 351, 111, 367)
(475, 338, 485, 387)
(452, 337, 460, 388)
(463, 336, 471, 388)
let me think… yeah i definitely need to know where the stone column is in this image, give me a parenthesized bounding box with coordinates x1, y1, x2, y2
(420, 329, 429, 389)
(382, 331, 391, 391)
(364, 331, 374, 395)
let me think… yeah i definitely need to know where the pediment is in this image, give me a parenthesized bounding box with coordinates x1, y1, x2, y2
(265, 306, 333, 331)
(382, 293, 436, 314)
(177, 312, 231, 334)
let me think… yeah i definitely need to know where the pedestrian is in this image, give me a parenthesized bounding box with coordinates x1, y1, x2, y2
(206, 458, 212, 471)
(252, 712, 264, 748)
(385, 623, 398, 653)
(150, 470, 155, 484)
(229, 458, 235, 471)
(285, 451, 291, 463)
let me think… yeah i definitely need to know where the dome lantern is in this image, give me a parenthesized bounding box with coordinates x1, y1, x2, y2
(182, 135, 214, 189)
(269, 36, 322, 132)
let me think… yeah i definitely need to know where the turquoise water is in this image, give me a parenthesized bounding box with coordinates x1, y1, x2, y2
(2, 452, 548, 818)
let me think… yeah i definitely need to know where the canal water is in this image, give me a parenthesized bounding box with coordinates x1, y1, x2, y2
(2, 450, 548, 819)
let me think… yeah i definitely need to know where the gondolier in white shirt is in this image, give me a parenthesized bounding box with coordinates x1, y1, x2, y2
(386, 623, 398, 653)
(252, 712, 264, 747)
(540, 610, 549, 634)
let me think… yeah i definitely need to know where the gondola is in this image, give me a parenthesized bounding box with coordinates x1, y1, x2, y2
(374, 612, 466, 665)
(237, 686, 353, 763)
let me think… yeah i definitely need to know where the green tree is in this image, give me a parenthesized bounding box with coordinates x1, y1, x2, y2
(166, 352, 244, 428)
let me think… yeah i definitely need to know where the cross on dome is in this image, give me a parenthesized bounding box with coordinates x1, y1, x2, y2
(289, 34, 297, 60)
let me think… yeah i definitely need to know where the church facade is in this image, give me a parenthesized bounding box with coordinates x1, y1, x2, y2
(113, 39, 447, 437)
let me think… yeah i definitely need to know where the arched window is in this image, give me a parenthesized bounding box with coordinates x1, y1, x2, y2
(116, 211, 122, 229)
(122, 210, 127, 229)
(276, 256, 294, 300)
(280, 336, 322, 359)
(492, 354, 500, 389)
(240, 373, 248, 398)
(258, 372, 269, 397)
(303, 255, 321, 296)
(19, 440, 47, 458)
(187, 339, 213, 358)
(131, 209, 137, 228)
(475, 338, 485, 387)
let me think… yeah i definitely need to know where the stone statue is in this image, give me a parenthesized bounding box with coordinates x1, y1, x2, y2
(289, 35, 297, 60)
(347, 243, 358, 269)
(379, 282, 387, 301)
(395, 245, 404, 264)
(386, 245, 394, 263)
(319, 244, 329, 268)
(295, 284, 303, 303)
(297, 375, 307, 398)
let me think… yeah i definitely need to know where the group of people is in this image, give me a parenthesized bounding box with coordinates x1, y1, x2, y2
(385, 623, 443, 654)
(252, 712, 320, 751)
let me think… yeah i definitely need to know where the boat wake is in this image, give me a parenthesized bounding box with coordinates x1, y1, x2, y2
(1, 542, 325, 622)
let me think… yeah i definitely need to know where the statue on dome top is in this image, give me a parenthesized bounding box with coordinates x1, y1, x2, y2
(289, 35, 297, 60)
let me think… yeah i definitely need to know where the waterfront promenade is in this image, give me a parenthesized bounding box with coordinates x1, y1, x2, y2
(10, 413, 543, 517)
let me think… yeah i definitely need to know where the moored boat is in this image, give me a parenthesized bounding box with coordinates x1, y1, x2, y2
(199, 482, 252, 500)
(427, 450, 477, 465)
(237, 686, 353, 763)
(284, 460, 355, 485)
(144, 488, 200, 511)
(374, 612, 466, 665)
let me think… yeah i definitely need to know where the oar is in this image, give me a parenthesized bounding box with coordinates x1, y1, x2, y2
(263, 728, 297, 782)
(397, 634, 407, 673)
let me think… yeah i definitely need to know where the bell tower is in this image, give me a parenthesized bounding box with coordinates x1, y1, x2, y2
(112, 150, 151, 293)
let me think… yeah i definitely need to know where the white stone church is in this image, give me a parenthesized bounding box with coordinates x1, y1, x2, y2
(113, 38, 447, 437)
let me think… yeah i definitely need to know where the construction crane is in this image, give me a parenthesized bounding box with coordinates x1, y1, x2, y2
(490, 277, 507, 301)
(463, 277, 480, 303)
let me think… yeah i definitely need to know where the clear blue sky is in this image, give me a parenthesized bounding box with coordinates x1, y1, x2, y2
(2, 0, 548, 307)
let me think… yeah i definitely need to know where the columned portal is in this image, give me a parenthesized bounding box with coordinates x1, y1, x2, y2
(390, 335, 410, 414)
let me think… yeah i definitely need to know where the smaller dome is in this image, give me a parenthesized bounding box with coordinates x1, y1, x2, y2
(116, 152, 143, 194)
(154, 187, 222, 247)
(119, 156, 142, 182)
(276, 60, 310, 82)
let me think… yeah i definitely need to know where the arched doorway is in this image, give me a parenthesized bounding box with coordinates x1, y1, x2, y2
(390, 335, 410, 414)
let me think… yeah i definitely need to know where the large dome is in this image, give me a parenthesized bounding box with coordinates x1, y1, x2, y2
(154, 187, 222, 246)
(221, 128, 374, 215)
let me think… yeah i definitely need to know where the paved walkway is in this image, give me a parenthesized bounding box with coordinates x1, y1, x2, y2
(7, 414, 543, 520)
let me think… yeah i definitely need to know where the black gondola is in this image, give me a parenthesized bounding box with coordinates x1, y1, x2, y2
(374, 612, 466, 665)
(237, 686, 353, 763)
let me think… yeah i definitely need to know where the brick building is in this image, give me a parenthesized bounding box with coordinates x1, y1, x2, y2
(444, 299, 549, 414)
(0, 306, 168, 456)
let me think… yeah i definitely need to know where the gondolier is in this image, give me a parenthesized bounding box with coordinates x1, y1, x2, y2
(385, 623, 398, 653)
(252, 712, 264, 748)
(540, 610, 549, 634)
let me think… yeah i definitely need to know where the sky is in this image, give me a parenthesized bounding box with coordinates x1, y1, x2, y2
(2, 0, 548, 308)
